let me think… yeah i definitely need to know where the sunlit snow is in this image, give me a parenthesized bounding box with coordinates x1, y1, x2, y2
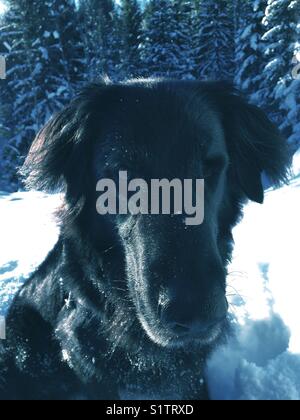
(0, 1, 7, 15)
(0, 192, 60, 315)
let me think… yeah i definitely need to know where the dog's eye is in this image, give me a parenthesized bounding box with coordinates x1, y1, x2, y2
(203, 165, 215, 179)
(203, 157, 226, 179)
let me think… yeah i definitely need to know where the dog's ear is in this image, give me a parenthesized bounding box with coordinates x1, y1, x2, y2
(21, 84, 109, 204)
(209, 83, 291, 203)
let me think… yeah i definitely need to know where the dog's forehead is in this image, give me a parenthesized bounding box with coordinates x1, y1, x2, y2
(96, 83, 226, 173)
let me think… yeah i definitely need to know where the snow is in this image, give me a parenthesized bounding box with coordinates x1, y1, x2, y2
(292, 149, 300, 176)
(0, 192, 60, 315)
(39, 47, 49, 60)
(3, 42, 11, 52)
(0, 151, 299, 399)
(0, 1, 6, 15)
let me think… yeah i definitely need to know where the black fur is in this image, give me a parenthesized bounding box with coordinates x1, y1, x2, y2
(0, 79, 290, 400)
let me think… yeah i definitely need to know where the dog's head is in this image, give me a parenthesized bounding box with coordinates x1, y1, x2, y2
(22, 80, 290, 349)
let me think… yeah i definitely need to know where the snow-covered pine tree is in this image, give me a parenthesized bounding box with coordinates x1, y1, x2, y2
(78, 0, 101, 80)
(195, 0, 235, 81)
(235, 0, 268, 102)
(172, 0, 195, 80)
(0, 15, 7, 144)
(52, 0, 85, 90)
(0, 4, 20, 145)
(288, 16, 300, 149)
(261, 0, 300, 149)
(190, 0, 203, 80)
(119, 0, 143, 79)
(141, 0, 177, 78)
(79, 0, 117, 80)
(0, 0, 85, 191)
(29, 0, 85, 126)
(0, 0, 42, 190)
(97, 0, 122, 81)
(141, 0, 192, 79)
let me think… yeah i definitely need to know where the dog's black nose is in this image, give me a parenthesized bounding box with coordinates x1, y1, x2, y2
(160, 293, 228, 337)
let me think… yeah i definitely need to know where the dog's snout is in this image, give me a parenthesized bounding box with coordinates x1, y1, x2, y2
(160, 288, 228, 337)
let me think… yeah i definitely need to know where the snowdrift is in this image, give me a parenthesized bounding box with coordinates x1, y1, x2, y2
(0, 151, 299, 400)
(0, 192, 60, 315)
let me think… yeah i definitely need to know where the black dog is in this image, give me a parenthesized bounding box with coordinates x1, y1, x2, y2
(0, 80, 290, 400)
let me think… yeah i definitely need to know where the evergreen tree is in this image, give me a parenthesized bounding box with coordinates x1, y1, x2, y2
(0, 0, 42, 189)
(141, 0, 192, 79)
(98, 0, 122, 80)
(29, 0, 85, 125)
(78, 0, 103, 80)
(53, 0, 85, 90)
(173, 0, 195, 80)
(195, 0, 235, 81)
(120, 0, 143, 79)
(80, 0, 122, 81)
(235, 0, 268, 102)
(288, 33, 300, 149)
(0, 0, 85, 190)
(191, 0, 203, 79)
(261, 0, 300, 148)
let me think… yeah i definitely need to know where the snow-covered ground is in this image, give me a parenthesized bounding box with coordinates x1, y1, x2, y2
(0, 192, 60, 315)
(0, 151, 299, 400)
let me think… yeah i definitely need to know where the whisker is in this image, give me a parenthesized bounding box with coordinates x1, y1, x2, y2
(227, 270, 248, 278)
